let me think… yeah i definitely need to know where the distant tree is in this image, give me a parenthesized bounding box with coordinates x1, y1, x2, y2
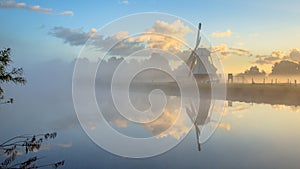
(0, 48, 26, 104)
(238, 66, 266, 76)
(270, 60, 300, 75)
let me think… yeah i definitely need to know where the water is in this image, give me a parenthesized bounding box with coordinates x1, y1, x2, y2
(1, 80, 300, 168)
(0, 61, 299, 168)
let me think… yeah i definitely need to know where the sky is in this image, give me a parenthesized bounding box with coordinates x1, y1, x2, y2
(0, 0, 300, 73)
(1, 0, 300, 165)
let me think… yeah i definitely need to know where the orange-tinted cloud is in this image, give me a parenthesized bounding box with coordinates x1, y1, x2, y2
(212, 44, 252, 60)
(137, 20, 192, 52)
(211, 29, 232, 38)
(254, 49, 300, 65)
(143, 109, 190, 140)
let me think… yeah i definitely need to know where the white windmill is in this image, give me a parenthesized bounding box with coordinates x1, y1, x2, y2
(185, 23, 220, 151)
(186, 23, 217, 82)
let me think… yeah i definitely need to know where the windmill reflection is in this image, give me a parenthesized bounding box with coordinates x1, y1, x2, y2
(186, 98, 211, 152)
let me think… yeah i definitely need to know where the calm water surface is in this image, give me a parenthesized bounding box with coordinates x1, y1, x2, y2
(1, 83, 300, 169)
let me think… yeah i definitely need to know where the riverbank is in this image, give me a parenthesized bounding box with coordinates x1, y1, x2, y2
(130, 82, 300, 106)
(227, 83, 300, 106)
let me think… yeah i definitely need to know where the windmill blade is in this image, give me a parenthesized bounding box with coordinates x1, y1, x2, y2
(186, 23, 202, 77)
(186, 107, 196, 123)
(186, 52, 195, 76)
(190, 101, 197, 115)
(188, 53, 197, 76)
(187, 23, 202, 65)
(186, 51, 194, 66)
(195, 124, 201, 151)
(198, 22, 202, 31)
(189, 23, 202, 75)
(194, 23, 202, 49)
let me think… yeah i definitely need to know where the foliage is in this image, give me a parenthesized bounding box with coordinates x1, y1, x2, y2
(0, 132, 65, 169)
(0, 48, 64, 168)
(271, 60, 300, 75)
(238, 66, 266, 76)
(0, 48, 26, 102)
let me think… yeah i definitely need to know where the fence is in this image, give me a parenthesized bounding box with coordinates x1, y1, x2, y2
(227, 74, 298, 85)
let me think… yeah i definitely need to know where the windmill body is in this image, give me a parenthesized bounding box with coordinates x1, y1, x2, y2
(192, 48, 217, 83)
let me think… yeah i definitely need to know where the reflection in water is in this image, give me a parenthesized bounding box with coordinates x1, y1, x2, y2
(2, 58, 300, 168)
(223, 101, 300, 136)
(3, 79, 300, 168)
(272, 104, 300, 112)
(96, 86, 194, 139)
(227, 84, 300, 106)
(144, 109, 189, 140)
(186, 99, 211, 151)
(93, 78, 218, 152)
(0, 133, 65, 169)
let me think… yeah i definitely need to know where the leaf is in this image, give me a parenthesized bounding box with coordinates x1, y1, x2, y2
(31, 136, 36, 143)
(53, 160, 65, 169)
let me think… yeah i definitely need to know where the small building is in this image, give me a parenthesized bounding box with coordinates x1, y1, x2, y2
(228, 73, 233, 83)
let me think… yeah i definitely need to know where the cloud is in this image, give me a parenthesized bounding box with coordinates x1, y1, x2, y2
(253, 57, 272, 65)
(229, 103, 250, 113)
(284, 48, 300, 62)
(212, 44, 228, 53)
(151, 20, 192, 38)
(253, 50, 297, 65)
(50, 20, 193, 55)
(115, 119, 128, 128)
(144, 109, 190, 140)
(223, 48, 251, 57)
(217, 123, 231, 131)
(49, 26, 142, 54)
(0, 0, 74, 15)
(253, 57, 278, 65)
(212, 44, 251, 55)
(211, 29, 232, 38)
(229, 47, 250, 54)
(120, 0, 129, 4)
(0, 0, 23, 8)
(15, 2, 24, 7)
(59, 10, 74, 16)
(49, 27, 98, 46)
(28, 5, 52, 14)
(212, 44, 252, 60)
(137, 20, 192, 52)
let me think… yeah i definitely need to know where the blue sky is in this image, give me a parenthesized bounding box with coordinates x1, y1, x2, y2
(1, 0, 300, 73)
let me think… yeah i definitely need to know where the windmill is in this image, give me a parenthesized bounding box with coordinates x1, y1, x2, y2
(184, 23, 220, 151)
(186, 23, 217, 82)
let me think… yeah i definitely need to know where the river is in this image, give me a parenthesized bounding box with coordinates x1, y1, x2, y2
(1, 82, 300, 169)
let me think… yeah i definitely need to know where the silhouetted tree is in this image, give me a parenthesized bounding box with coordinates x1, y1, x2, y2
(270, 60, 300, 75)
(0, 132, 65, 169)
(238, 66, 266, 76)
(0, 48, 26, 104)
